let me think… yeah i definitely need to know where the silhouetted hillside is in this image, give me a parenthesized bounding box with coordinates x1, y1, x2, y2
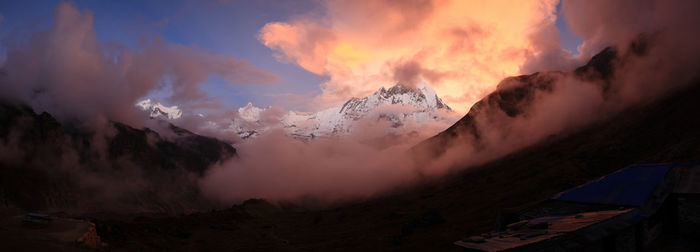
(0, 102, 236, 213)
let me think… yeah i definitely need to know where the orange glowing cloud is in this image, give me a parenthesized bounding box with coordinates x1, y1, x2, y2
(259, 0, 564, 113)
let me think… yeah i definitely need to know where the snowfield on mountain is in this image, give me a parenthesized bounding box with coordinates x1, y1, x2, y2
(137, 82, 457, 141)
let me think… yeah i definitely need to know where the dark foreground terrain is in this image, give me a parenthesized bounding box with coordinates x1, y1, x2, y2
(0, 103, 236, 214)
(84, 78, 700, 251)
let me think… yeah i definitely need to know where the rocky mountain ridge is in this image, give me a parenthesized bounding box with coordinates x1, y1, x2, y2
(234, 82, 454, 140)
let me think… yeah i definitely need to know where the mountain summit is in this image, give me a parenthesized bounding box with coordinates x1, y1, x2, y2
(136, 99, 182, 120)
(233, 82, 455, 140)
(339, 83, 451, 116)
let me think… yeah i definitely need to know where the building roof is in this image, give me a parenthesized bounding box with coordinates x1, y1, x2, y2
(455, 163, 700, 250)
(454, 209, 633, 251)
(550, 164, 672, 206)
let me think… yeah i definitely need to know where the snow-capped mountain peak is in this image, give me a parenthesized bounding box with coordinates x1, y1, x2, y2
(338, 82, 450, 116)
(136, 82, 456, 142)
(136, 99, 182, 119)
(281, 82, 454, 140)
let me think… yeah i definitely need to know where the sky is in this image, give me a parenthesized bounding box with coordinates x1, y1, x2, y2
(0, 0, 582, 114)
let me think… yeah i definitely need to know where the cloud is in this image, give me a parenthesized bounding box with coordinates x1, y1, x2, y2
(202, 0, 700, 205)
(390, 59, 448, 88)
(259, 21, 337, 75)
(199, 118, 448, 204)
(562, 0, 700, 101)
(264, 89, 321, 110)
(259, 0, 563, 113)
(521, 0, 700, 78)
(0, 2, 276, 128)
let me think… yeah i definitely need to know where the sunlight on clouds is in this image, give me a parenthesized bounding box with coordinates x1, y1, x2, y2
(259, 0, 562, 113)
(329, 42, 368, 69)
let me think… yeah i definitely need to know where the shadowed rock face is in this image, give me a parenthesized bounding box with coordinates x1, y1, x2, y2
(108, 122, 236, 175)
(0, 102, 236, 213)
(574, 47, 617, 81)
(386, 84, 416, 96)
(411, 34, 670, 163)
(409, 72, 558, 157)
(413, 43, 627, 158)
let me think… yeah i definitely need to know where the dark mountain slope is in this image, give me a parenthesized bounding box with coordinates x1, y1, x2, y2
(0, 102, 236, 213)
(414, 44, 619, 157)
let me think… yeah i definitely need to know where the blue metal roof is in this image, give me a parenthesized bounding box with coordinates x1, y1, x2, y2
(550, 164, 672, 206)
